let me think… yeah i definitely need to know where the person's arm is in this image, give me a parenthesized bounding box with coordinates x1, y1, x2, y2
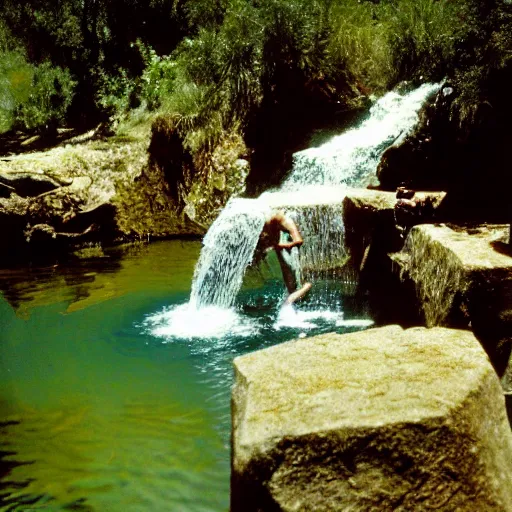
(274, 212, 303, 250)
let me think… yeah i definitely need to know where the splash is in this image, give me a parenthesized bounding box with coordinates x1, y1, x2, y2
(274, 304, 342, 330)
(143, 303, 259, 340)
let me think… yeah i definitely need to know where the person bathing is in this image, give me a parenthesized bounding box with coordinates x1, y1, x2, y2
(258, 211, 312, 305)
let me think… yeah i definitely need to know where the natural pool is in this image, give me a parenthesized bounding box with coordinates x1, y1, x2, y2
(0, 240, 372, 511)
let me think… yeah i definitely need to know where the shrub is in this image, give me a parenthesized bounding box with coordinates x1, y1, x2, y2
(449, 0, 512, 130)
(138, 41, 176, 111)
(96, 40, 177, 125)
(383, 0, 461, 84)
(16, 61, 76, 132)
(96, 67, 136, 118)
(0, 49, 33, 132)
(328, 1, 393, 93)
(161, 0, 348, 152)
(0, 18, 76, 134)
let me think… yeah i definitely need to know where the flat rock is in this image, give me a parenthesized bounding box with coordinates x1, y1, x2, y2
(232, 325, 512, 512)
(0, 137, 147, 259)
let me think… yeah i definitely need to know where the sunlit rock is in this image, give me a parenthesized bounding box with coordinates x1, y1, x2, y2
(343, 189, 398, 272)
(232, 325, 512, 512)
(0, 135, 148, 259)
(393, 224, 512, 376)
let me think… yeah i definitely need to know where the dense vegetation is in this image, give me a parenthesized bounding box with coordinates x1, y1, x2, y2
(1, 0, 510, 187)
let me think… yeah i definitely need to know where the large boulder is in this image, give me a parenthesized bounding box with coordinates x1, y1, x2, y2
(392, 223, 512, 377)
(232, 325, 512, 512)
(342, 189, 401, 273)
(0, 137, 148, 261)
(341, 189, 446, 325)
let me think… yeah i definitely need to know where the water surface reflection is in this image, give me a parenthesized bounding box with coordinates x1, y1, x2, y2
(0, 241, 372, 511)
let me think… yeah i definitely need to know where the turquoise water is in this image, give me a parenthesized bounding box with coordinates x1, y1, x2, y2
(0, 241, 371, 511)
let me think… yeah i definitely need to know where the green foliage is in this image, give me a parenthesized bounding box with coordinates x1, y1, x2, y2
(0, 34, 76, 134)
(0, 20, 76, 134)
(383, 0, 461, 82)
(96, 67, 136, 117)
(328, 1, 391, 91)
(0, 0, 509, 143)
(138, 41, 177, 111)
(96, 40, 177, 125)
(177, 0, 227, 31)
(162, 0, 346, 153)
(449, 0, 512, 130)
(328, 0, 462, 92)
(0, 50, 33, 132)
(157, 0, 512, 158)
(16, 62, 76, 131)
(161, 5, 263, 153)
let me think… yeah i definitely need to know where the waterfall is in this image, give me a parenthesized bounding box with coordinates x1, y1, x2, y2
(189, 83, 440, 311)
(286, 83, 441, 188)
(189, 198, 269, 309)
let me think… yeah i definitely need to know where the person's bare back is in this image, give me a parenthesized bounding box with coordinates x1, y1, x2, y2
(260, 211, 312, 304)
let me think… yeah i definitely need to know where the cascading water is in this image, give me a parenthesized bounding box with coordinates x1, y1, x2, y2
(189, 198, 269, 309)
(259, 187, 359, 312)
(286, 83, 441, 188)
(263, 83, 440, 304)
(148, 83, 441, 338)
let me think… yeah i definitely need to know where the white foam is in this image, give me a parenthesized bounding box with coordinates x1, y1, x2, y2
(274, 305, 342, 330)
(336, 318, 375, 328)
(274, 305, 374, 331)
(143, 303, 259, 341)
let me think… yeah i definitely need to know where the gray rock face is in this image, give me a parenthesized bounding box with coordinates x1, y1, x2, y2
(232, 326, 512, 512)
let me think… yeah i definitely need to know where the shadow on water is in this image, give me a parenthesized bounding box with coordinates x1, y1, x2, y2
(0, 241, 199, 318)
(0, 240, 374, 511)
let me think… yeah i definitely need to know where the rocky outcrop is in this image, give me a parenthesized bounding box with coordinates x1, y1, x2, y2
(133, 115, 249, 236)
(232, 325, 512, 512)
(337, 188, 447, 325)
(392, 223, 512, 378)
(0, 169, 64, 198)
(376, 83, 511, 224)
(0, 119, 249, 261)
(342, 189, 400, 273)
(342, 189, 446, 273)
(0, 138, 145, 260)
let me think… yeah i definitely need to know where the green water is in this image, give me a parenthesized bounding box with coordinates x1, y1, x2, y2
(0, 241, 370, 511)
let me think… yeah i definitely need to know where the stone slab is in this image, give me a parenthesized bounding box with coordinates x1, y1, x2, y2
(392, 224, 512, 380)
(232, 325, 512, 512)
(343, 189, 446, 271)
